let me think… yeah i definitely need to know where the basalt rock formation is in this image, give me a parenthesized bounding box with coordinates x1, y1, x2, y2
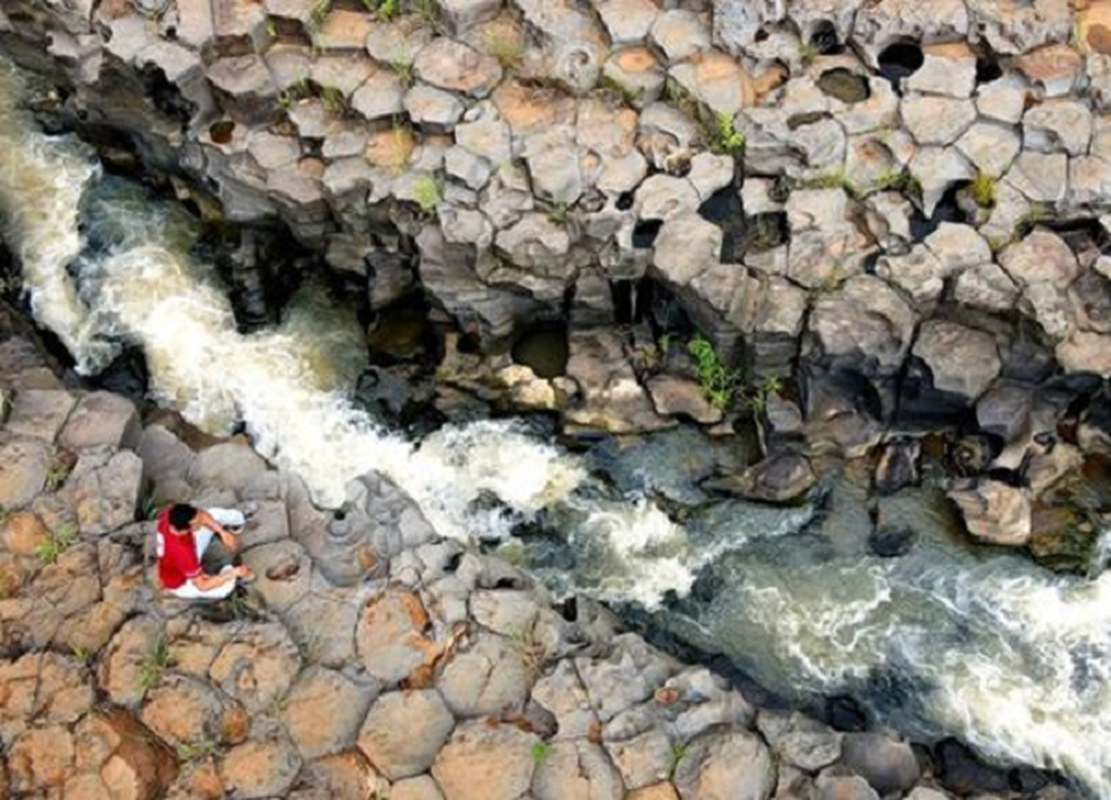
(2, 306, 1058, 800)
(4, 0, 1111, 567)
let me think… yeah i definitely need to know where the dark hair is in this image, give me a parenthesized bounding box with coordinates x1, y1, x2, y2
(169, 503, 198, 530)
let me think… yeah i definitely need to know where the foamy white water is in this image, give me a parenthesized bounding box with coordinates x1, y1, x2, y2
(2, 58, 1111, 798)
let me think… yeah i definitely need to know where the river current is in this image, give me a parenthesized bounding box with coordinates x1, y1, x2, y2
(2, 61, 1110, 796)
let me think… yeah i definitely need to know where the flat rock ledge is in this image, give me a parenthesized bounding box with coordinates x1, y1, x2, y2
(0, 324, 1056, 799)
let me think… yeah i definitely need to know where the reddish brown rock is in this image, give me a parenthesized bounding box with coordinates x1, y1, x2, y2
(431, 720, 539, 800)
(76, 710, 178, 800)
(218, 737, 303, 799)
(9, 725, 76, 793)
(1, 510, 48, 556)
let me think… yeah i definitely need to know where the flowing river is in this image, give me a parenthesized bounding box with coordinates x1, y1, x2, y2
(2, 60, 1111, 797)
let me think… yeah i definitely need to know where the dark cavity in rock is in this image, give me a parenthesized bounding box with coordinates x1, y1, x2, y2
(209, 120, 235, 145)
(91, 345, 150, 407)
(632, 219, 662, 249)
(367, 295, 437, 364)
(610, 280, 635, 325)
(934, 738, 1011, 796)
(877, 41, 924, 83)
(975, 55, 1003, 84)
(743, 212, 789, 255)
(817, 68, 870, 104)
(697, 186, 746, 262)
(809, 20, 843, 55)
(511, 323, 569, 379)
(868, 525, 916, 558)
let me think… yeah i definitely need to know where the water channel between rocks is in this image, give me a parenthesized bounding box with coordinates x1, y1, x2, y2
(2, 60, 1111, 798)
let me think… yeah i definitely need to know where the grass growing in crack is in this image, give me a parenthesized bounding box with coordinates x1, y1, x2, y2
(297, 632, 322, 663)
(411, 175, 442, 216)
(744, 374, 783, 415)
(176, 739, 218, 763)
(277, 77, 312, 109)
(1016, 201, 1053, 238)
(265, 17, 278, 37)
(810, 261, 848, 295)
(511, 628, 550, 678)
(547, 201, 571, 226)
(688, 334, 742, 410)
(35, 522, 76, 565)
(44, 450, 73, 492)
(142, 494, 167, 521)
(798, 41, 820, 66)
(800, 168, 861, 198)
(374, 0, 399, 20)
(970, 172, 996, 208)
(308, 0, 331, 32)
(319, 85, 347, 116)
(710, 111, 746, 156)
(139, 636, 170, 696)
(532, 742, 551, 763)
(390, 53, 416, 86)
(70, 645, 92, 667)
(668, 742, 690, 779)
(872, 166, 915, 194)
(597, 74, 638, 105)
(415, 0, 439, 27)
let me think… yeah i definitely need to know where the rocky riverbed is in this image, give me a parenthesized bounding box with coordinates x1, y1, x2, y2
(3, 0, 1111, 796)
(0, 308, 1050, 800)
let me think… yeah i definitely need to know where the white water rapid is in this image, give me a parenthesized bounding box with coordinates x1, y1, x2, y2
(2, 60, 1111, 797)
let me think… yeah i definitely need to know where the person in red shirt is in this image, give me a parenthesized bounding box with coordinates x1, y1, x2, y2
(156, 503, 253, 600)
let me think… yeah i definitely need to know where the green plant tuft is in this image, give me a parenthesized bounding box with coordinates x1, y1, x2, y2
(669, 742, 690, 779)
(415, 0, 439, 27)
(308, 0, 331, 31)
(35, 522, 76, 565)
(532, 742, 551, 763)
(744, 374, 784, 415)
(376, 0, 399, 20)
(798, 41, 820, 66)
(688, 334, 742, 410)
(411, 175, 442, 216)
(597, 74, 638, 105)
(970, 172, 996, 209)
(44, 450, 73, 492)
(711, 111, 746, 156)
(139, 636, 170, 696)
(390, 52, 415, 85)
(547, 201, 571, 225)
(810, 261, 848, 295)
(176, 739, 218, 763)
(319, 85, 347, 116)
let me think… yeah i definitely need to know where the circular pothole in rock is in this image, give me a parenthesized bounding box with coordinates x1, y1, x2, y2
(209, 120, 236, 145)
(511, 323, 569, 379)
(817, 68, 870, 104)
(877, 41, 924, 83)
